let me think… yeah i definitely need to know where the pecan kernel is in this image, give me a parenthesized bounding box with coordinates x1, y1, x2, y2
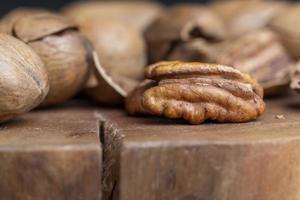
(126, 61, 265, 124)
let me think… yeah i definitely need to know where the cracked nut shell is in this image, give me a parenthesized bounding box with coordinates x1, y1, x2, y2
(77, 18, 146, 81)
(145, 4, 226, 63)
(126, 61, 265, 124)
(217, 29, 293, 96)
(0, 8, 90, 107)
(0, 33, 49, 123)
(85, 52, 139, 105)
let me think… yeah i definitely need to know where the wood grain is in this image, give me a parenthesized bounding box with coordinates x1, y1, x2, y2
(0, 101, 102, 200)
(2, 94, 300, 200)
(99, 93, 300, 200)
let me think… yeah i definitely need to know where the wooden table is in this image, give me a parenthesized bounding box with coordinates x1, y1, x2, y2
(0, 102, 102, 200)
(99, 93, 300, 200)
(1, 94, 300, 200)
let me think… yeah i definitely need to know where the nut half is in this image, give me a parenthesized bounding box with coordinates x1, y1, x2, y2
(126, 61, 265, 124)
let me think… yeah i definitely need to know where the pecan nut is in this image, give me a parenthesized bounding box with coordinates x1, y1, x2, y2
(145, 4, 226, 63)
(0, 8, 90, 107)
(217, 29, 293, 96)
(126, 61, 265, 124)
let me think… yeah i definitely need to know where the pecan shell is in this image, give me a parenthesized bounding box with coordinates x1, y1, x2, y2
(217, 29, 293, 96)
(126, 61, 265, 124)
(0, 33, 49, 123)
(145, 4, 226, 63)
(0, 8, 90, 107)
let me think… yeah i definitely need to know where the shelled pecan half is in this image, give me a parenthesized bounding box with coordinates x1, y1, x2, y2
(126, 61, 265, 124)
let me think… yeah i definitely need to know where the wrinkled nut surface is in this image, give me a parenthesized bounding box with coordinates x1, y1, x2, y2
(85, 52, 139, 105)
(290, 61, 300, 93)
(270, 5, 300, 59)
(63, 1, 163, 32)
(126, 61, 265, 124)
(217, 29, 293, 96)
(0, 34, 49, 123)
(145, 4, 226, 63)
(211, 1, 287, 38)
(0, 8, 90, 107)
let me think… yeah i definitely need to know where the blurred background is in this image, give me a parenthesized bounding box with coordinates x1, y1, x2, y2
(1, 0, 297, 15)
(1, 0, 298, 15)
(0, 0, 210, 15)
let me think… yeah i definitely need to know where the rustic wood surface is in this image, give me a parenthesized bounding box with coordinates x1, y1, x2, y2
(1, 93, 300, 200)
(0, 101, 102, 200)
(98, 93, 300, 200)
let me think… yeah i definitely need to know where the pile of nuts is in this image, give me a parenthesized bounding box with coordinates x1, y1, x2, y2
(0, 1, 299, 125)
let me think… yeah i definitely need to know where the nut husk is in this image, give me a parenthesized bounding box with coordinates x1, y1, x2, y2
(217, 29, 293, 96)
(0, 33, 49, 123)
(211, 0, 287, 38)
(269, 4, 300, 59)
(63, 1, 164, 32)
(145, 4, 226, 63)
(0, 8, 90, 107)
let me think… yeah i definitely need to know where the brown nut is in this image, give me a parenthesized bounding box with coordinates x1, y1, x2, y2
(0, 33, 49, 123)
(217, 29, 293, 96)
(126, 61, 265, 124)
(77, 19, 146, 81)
(65, 6, 147, 104)
(270, 4, 300, 59)
(0, 8, 90, 107)
(63, 1, 163, 32)
(85, 52, 139, 105)
(145, 4, 226, 63)
(211, 1, 287, 38)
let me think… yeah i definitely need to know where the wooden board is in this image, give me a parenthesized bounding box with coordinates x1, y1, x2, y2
(99, 93, 300, 200)
(2, 93, 300, 200)
(0, 101, 102, 200)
